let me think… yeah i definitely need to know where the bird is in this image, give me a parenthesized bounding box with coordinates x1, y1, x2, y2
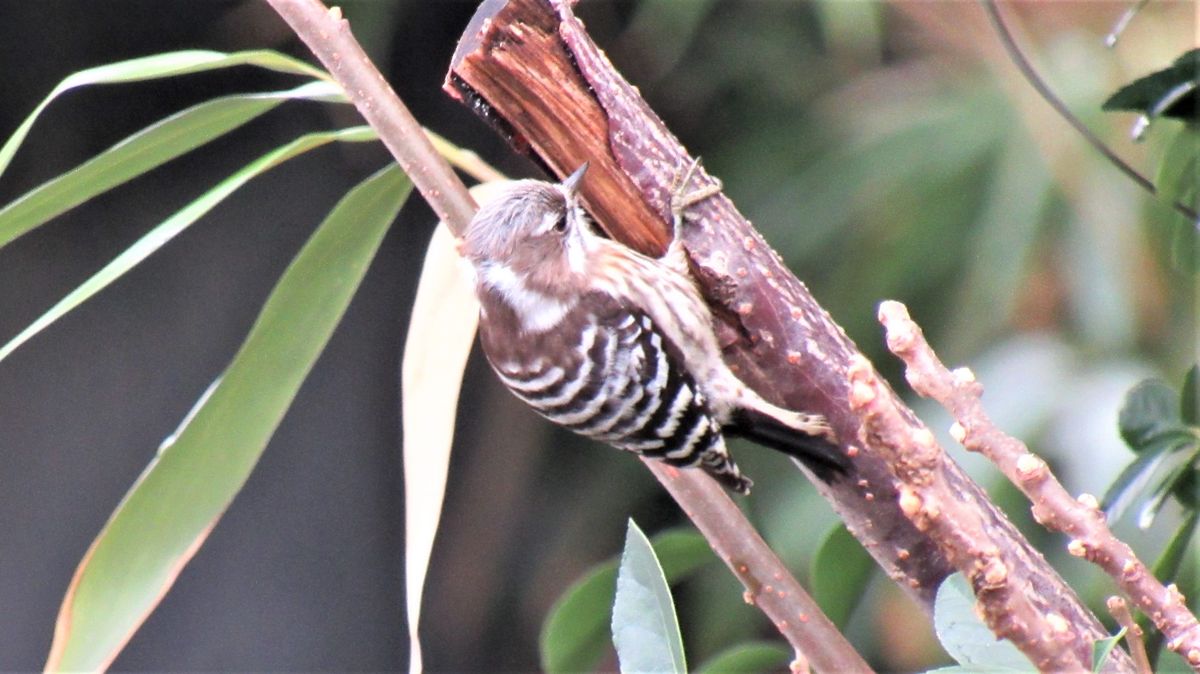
(459, 161, 848, 494)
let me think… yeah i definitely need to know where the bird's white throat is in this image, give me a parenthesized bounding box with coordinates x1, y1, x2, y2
(480, 261, 578, 333)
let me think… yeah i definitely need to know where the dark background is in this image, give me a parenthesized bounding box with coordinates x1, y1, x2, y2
(1, 1, 1193, 671)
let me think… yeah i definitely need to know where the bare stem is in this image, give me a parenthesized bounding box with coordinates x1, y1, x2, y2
(646, 461, 873, 672)
(879, 300, 1200, 670)
(263, 0, 477, 234)
(847, 353, 1099, 671)
(981, 0, 1199, 225)
(1109, 596, 1154, 674)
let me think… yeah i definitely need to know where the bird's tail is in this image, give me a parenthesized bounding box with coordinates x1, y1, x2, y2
(725, 408, 851, 482)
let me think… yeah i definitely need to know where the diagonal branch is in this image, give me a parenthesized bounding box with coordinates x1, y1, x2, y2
(880, 300, 1200, 670)
(264, 0, 477, 233)
(645, 462, 871, 672)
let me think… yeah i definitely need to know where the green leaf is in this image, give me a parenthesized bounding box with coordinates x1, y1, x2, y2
(933, 574, 1033, 671)
(810, 523, 873, 629)
(612, 519, 687, 674)
(1119, 379, 1186, 449)
(1181, 366, 1199, 426)
(1173, 469, 1200, 511)
(540, 528, 711, 673)
(1138, 442, 1200, 529)
(1152, 511, 1199, 584)
(0, 126, 378, 365)
(542, 559, 620, 674)
(1103, 443, 1175, 520)
(1155, 124, 1200, 206)
(0, 80, 345, 252)
(1091, 628, 1127, 672)
(1102, 48, 1199, 121)
(44, 163, 411, 673)
(0, 49, 329, 180)
(695, 641, 790, 674)
(1169, 209, 1200, 272)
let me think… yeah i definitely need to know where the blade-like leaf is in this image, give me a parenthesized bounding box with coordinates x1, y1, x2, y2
(401, 219, 480, 674)
(811, 522, 874, 629)
(933, 574, 1033, 671)
(44, 163, 411, 672)
(1153, 511, 1199, 587)
(1137, 441, 1200, 529)
(399, 180, 526, 674)
(1103, 442, 1176, 521)
(612, 520, 687, 674)
(541, 528, 710, 673)
(1091, 628, 1127, 672)
(694, 641, 790, 674)
(0, 80, 345, 251)
(0, 49, 329, 180)
(1102, 48, 1199, 120)
(0, 126, 377, 365)
(1181, 365, 1199, 426)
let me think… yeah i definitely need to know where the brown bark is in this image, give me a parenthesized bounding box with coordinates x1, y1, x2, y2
(445, 0, 1134, 670)
(880, 301, 1200, 670)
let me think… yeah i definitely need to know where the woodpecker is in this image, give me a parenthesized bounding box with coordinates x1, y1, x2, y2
(461, 162, 848, 494)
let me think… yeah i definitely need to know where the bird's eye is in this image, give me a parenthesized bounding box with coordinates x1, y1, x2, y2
(552, 214, 568, 233)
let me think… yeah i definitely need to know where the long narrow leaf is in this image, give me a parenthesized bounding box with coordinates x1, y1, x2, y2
(0, 80, 344, 251)
(0, 49, 329, 180)
(44, 163, 411, 672)
(0, 125, 377, 365)
(401, 221, 480, 674)
(400, 181, 529, 674)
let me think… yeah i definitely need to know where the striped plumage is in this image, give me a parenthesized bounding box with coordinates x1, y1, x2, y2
(462, 164, 847, 494)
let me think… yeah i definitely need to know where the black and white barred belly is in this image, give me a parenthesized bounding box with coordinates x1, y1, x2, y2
(487, 304, 726, 472)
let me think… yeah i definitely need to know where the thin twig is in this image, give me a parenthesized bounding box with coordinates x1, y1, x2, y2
(879, 300, 1200, 670)
(847, 353, 1097, 671)
(646, 461, 874, 673)
(1105, 0, 1151, 48)
(981, 0, 1199, 225)
(264, 0, 477, 234)
(1109, 596, 1154, 674)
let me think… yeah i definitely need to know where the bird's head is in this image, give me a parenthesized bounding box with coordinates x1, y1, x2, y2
(462, 164, 593, 294)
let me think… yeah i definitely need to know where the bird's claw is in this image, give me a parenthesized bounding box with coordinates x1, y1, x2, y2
(669, 157, 723, 240)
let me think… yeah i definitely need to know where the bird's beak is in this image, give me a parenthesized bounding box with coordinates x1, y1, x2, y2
(561, 162, 589, 196)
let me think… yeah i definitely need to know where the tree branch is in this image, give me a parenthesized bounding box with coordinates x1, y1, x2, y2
(879, 300, 1200, 670)
(1109, 596, 1153, 674)
(646, 462, 872, 672)
(444, 1, 1138, 670)
(264, 0, 477, 234)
